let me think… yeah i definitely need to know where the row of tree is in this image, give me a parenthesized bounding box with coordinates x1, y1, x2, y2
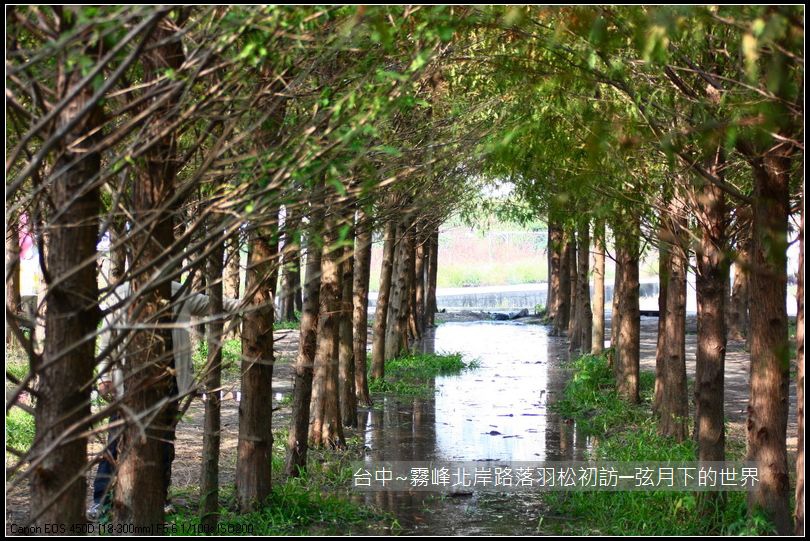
(5, 5, 803, 536)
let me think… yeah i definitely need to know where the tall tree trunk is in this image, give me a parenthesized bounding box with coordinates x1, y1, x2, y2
(236, 226, 276, 512)
(745, 150, 792, 534)
(224, 236, 241, 339)
(653, 223, 670, 416)
(547, 222, 563, 322)
(339, 228, 357, 427)
(280, 205, 301, 322)
(568, 233, 578, 341)
(407, 230, 420, 341)
(286, 213, 322, 476)
(414, 228, 426, 335)
(591, 219, 605, 355)
(728, 238, 750, 342)
(615, 215, 640, 403)
(386, 223, 410, 360)
(371, 221, 396, 379)
(574, 220, 592, 352)
(114, 20, 183, 527)
(795, 186, 804, 537)
(309, 203, 345, 449)
(425, 228, 439, 327)
(200, 230, 224, 529)
(659, 196, 688, 440)
(30, 22, 103, 524)
(352, 209, 373, 406)
(553, 229, 571, 336)
(695, 162, 728, 468)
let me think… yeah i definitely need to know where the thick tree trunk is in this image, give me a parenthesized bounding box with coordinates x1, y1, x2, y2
(114, 22, 183, 527)
(371, 221, 396, 379)
(286, 216, 322, 476)
(386, 224, 411, 360)
(615, 216, 640, 403)
(236, 227, 276, 512)
(309, 206, 345, 449)
(659, 197, 689, 441)
(795, 186, 804, 537)
(353, 209, 373, 406)
(745, 151, 792, 534)
(695, 169, 727, 467)
(30, 34, 103, 525)
(553, 229, 571, 336)
(591, 220, 605, 355)
(339, 233, 357, 427)
(200, 232, 224, 529)
(573, 220, 592, 353)
(425, 228, 439, 327)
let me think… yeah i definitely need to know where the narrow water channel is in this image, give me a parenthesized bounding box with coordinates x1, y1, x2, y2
(357, 321, 592, 535)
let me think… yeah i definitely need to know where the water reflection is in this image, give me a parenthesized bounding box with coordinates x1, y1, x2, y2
(358, 321, 590, 534)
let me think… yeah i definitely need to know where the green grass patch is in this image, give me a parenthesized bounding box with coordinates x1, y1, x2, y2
(6, 407, 35, 460)
(6, 346, 29, 382)
(192, 338, 243, 376)
(546, 350, 776, 536)
(166, 428, 393, 535)
(367, 352, 477, 398)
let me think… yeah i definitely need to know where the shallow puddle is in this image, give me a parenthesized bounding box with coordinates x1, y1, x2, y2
(356, 321, 592, 535)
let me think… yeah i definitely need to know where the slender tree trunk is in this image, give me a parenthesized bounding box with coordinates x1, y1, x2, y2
(745, 151, 792, 534)
(653, 224, 670, 416)
(280, 206, 301, 322)
(286, 213, 322, 476)
(568, 233, 579, 341)
(728, 238, 750, 342)
(339, 230, 357, 427)
(425, 228, 439, 327)
(309, 203, 345, 449)
(659, 196, 688, 440)
(610, 227, 622, 369)
(114, 21, 182, 527)
(795, 186, 804, 537)
(547, 222, 563, 322)
(236, 226, 276, 512)
(353, 209, 373, 406)
(371, 221, 396, 379)
(200, 231, 224, 529)
(109, 218, 127, 284)
(414, 229, 426, 335)
(616, 216, 640, 403)
(591, 219, 605, 355)
(6, 223, 22, 347)
(30, 27, 103, 524)
(224, 236, 241, 339)
(407, 231, 420, 341)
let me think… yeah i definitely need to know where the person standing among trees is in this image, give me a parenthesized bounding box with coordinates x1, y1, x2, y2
(89, 281, 240, 520)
